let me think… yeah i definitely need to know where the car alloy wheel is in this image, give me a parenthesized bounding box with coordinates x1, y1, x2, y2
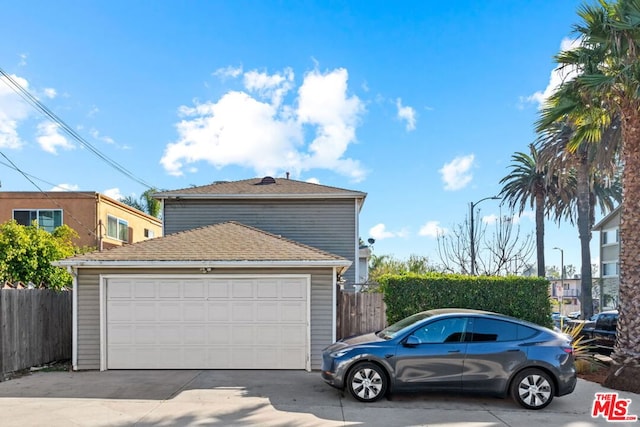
(511, 368, 555, 409)
(347, 362, 387, 402)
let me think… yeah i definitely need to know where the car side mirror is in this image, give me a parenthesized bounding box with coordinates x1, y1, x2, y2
(403, 335, 420, 347)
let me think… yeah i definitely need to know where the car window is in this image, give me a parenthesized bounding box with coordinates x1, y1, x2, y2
(411, 317, 468, 344)
(468, 318, 518, 342)
(517, 324, 539, 339)
(599, 314, 617, 331)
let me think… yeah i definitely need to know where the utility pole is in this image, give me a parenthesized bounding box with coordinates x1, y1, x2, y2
(469, 196, 500, 275)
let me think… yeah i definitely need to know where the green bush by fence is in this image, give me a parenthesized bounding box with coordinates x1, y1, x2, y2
(378, 273, 552, 327)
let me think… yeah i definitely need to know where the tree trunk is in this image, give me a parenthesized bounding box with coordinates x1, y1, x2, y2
(577, 152, 594, 319)
(535, 190, 545, 277)
(604, 109, 640, 393)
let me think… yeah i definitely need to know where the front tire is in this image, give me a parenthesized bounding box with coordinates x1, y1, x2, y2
(346, 362, 387, 402)
(511, 368, 555, 409)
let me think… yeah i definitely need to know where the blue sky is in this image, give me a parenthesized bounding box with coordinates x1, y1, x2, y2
(0, 0, 607, 271)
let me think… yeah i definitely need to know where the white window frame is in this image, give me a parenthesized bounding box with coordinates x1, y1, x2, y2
(602, 227, 619, 246)
(106, 215, 129, 242)
(12, 208, 63, 232)
(602, 261, 619, 278)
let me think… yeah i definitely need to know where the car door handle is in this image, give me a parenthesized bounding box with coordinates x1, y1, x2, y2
(448, 350, 461, 353)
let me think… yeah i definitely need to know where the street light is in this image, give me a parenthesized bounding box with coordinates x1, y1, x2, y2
(553, 246, 564, 328)
(469, 196, 501, 275)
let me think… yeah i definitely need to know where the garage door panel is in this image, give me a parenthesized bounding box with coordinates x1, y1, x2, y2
(256, 302, 278, 321)
(106, 277, 308, 369)
(231, 302, 254, 321)
(134, 282, 156, 298)
(184, 302, 206, 321)
(232, 281, 255, 298)
(280, 302, 306, 322)
(158, 302, 181, 321)
(208, 302, 230, 321)
(108, 302, 132, 321)
(207, 281, 230, 298)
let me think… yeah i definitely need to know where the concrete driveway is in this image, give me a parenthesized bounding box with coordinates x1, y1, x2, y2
(0, 370, 638, 426)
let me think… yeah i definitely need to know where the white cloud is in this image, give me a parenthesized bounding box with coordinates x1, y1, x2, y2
(512, 210, 535, 224)
(0, 73, 30, 149)
(50, 183, 79, 191)
(306, 177, 320, 184)
(213, 65, 243, 79)
(244, 68, 294, 106)
(369, 223, 408, 240)
(103, 188, 123, 200)
(482, 214, 498, 225)
(90, 128, 115, 145)
(43, 88, 57, 99)
(524, 37, 582, 108)
(418, 221, 447, 238)
(439, 154, 475, 191)
(162, 67, 367, 182)
(18, 53, 27, 66)
(396, 98, 416, 131)
(36, 121, 74, 154)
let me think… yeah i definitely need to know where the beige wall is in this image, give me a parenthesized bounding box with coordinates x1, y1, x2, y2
(0, 192, 162, 249)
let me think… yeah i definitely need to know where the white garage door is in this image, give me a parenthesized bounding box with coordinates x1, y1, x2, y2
(105, 276, 309, 370)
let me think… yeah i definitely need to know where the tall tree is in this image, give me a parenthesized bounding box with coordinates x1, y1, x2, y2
(120, 188, 162, 218)
(499, 146, 554, 277)
(545, 0, 640, 392)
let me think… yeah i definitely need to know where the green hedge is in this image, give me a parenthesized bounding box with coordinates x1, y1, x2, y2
(378, 273, 552, 327)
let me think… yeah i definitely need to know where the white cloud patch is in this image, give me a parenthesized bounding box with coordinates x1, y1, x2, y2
(18, 53, 27, 66)
(419, 221, 447, 238)
(396, 98, 416, 131)
(512, 210, 535, 224)
(0, 73, 31, 149)
(90, 128, 115, 145)
(369, 223, 408, 240)
(162, 67, 366, 182)
(36, 121, 74, 154)
(524, 37, 582, 108)
(439, 154, 475, 191)
(306, 177, 320, 184)
(213, 65, 243, 79)
(482, 214, 498, 225)
(103, 187, 123, 200)
(50, 183, 79, 191)
(43, 88, 57, 99)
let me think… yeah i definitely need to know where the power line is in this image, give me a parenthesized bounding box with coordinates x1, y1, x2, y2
(0, 66, 156, 190)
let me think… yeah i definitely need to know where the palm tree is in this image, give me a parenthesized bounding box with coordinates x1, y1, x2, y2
(499, 146, 553, 277)
(120, 188, 162, 218)
(536, 115, 621, 320)
(544, 0, 640, 392)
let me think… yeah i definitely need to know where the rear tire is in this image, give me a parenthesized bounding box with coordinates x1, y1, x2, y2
(510, 368, 555, 409)
(346, 362, 387, 402)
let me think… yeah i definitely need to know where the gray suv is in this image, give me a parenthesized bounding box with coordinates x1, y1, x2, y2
(321, 308, 576, 409)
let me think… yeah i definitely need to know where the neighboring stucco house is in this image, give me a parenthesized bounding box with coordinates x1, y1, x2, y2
(548, 277, 582, 315)
(0, 191, 162, 249)
(55, 221, 351, 371)
(153, 177, 367, 286)
(592, 206, 620, 310)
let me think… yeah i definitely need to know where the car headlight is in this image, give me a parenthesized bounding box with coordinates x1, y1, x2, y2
(330, 349, 351, 358)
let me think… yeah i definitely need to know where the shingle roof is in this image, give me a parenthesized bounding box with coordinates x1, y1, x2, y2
(154, 177, 366, 199)
(56, 221, 350, 269)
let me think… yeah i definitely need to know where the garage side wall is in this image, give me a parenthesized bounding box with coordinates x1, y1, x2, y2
(76, 267, 334, 370)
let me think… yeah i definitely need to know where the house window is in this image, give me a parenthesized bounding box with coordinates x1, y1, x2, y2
(144, 228, 154, 238)
(107, 215, 129, 242)
(602, 262, 619, 277)
(602, 228, 619, 245)
(13, 209, 63, 233)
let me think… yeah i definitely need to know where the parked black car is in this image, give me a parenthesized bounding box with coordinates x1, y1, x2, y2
(321, 308, 577, 409)
(581, 310, 618, 355)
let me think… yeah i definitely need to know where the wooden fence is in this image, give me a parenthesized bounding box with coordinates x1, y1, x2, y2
(0, 289, 72, 378)
(337, 291, 387, 340)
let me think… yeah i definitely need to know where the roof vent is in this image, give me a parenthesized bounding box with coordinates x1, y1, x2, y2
(256, 176, 276, 185)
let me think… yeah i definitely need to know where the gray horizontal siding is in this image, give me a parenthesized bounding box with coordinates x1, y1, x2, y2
(76, 267, 334, 370)
(164, 199, 358, 284)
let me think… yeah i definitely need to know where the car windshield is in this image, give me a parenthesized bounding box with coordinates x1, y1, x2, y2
(377, 311, 433, 340)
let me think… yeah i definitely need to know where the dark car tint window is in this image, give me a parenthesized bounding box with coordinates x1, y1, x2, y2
(599, 314, 617, 331)
(411, 317, 468, 344)
(469, 318, 518, 342)
(517, 324, 539, 339)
